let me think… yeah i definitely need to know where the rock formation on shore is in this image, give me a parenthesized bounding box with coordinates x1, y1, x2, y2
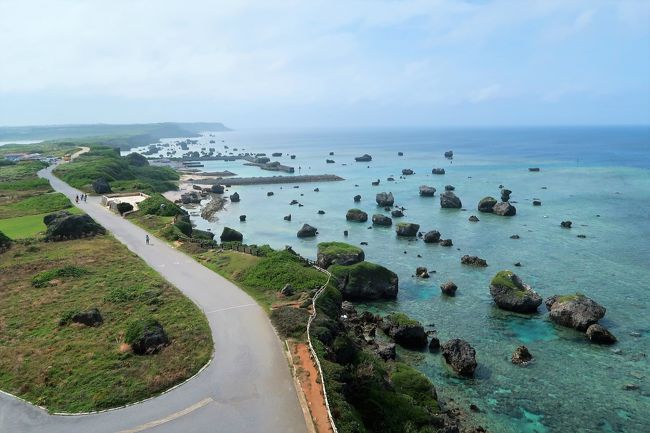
(391, 209, 403, 217)
(92, 177, 112, 194)
(316, 242, 365, 268)
(220, 227, 243, 242)
(380, 313, 428, 349)
(229, 192, 240, 202)
(44, 211, 106, 241)
(329, 261, 398, 300)
(490, 271, 543, 313)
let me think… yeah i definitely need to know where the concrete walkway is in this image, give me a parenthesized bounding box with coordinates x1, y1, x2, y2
(0, 163, 307, 433)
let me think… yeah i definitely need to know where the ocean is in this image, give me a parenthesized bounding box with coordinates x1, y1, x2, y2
(129, 126, 650, 433)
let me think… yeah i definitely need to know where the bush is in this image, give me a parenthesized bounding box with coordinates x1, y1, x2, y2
(174, 219, 193, 237)
(270, 306, 310, 339)
(124, 317, 160, 344)
(125, 152, 149, 167)
(137, 194, 185, 217)
(31, 265, 88, 288)
(0, 230, 11, 251)
(240, 250, 326, 293)
(116, 202, 134, 215)
(192, 229, 214, 240)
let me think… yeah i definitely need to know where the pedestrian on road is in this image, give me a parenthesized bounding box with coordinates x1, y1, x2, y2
(146, 234, 150, 245)
(75, 195, 79, 203)
(84, 194, 87, 202)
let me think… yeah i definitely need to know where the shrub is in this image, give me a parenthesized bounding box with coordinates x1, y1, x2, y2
(124, 318, 160, 345)
(270, 306, 310, 339)
(174, 219, 193, 237)
(0, 230, 11, 251)
(125, 152, 149, 167)
(116, 202, 134, 215)
(240, 250, 326, 292)
(137, 194, 185, 217)
(31, 265, 88, 288)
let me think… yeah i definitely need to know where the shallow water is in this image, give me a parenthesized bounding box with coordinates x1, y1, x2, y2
(129, 127, 650, 433)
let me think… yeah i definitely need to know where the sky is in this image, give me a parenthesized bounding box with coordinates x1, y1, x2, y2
(0, 0, 649, 128)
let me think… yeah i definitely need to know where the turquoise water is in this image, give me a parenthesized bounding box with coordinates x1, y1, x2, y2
(130, 127, 650, 433)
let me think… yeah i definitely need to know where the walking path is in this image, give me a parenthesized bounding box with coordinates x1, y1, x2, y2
(0, 157, 307, 433)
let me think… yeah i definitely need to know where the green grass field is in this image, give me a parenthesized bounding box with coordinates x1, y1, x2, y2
(0, 192, 73, 219)
(0, 236, 212, 413)
(53, 147, 179, 193)
(0, 208, 83, 239)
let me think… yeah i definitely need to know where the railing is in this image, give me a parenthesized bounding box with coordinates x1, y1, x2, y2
(306, 265, 339, 433)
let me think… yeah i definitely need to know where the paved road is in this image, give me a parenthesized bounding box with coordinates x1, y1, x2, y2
(0, 164, 307, 433)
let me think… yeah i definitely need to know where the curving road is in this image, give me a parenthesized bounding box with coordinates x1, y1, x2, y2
(0, 162, 307, 433)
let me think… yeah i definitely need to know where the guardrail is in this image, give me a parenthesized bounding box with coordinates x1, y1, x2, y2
(307, 266, 339, 433)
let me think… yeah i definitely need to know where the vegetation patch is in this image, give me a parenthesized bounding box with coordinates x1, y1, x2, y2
(0, 192, 73, 219)
(317, 241, 363, 257)
(136, 193, 184, 216)
(0, 236, 212, 412)
(490, 270, 519, 290)
(54, 147, 179, 193)
(385, 312, 421, 328)
(270, 306, 310, 339)
(0, 208, 83, 239)
(31, 265, 88, 288)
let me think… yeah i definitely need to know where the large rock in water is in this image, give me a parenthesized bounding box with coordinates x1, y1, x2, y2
(586, 324, 617, 345)
(442, 339, 477, 377)
(461, 255, 488, 267)
(478, 196, 497, 213)
(419, 185, 436, 197)
(220, 227, 243, 242)
(297, 224, 318, 238)
(440, 191, 462, 208)
(493, 202, 517, 216)
(372, 214, 392, 226)
(396, 222, 420, 237)
(375, 192, 394, 206)
(211, 184, 225, 194)
(92, 177, 112, 194)
(381, 313, 427, 349)
(423, 230, 441, 243)
(44, 212, 106, 241)
(229, 192, 240, 202)
(346, 208, 368, 222)
(329, 261, 398, 300)
(316, 242, 365, 268)
(490, 271, 542, 313)
(545, 294, 606, 331)
(127, 319, 169, 355)
(355, 154, 372, 162)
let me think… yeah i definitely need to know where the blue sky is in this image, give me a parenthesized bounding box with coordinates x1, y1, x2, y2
(0, 0, 648, 128)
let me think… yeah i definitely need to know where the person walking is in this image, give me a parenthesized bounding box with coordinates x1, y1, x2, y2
(84, 194, 87, 202)
(75, 195, 79, 204)
(145, 234, 150, 245)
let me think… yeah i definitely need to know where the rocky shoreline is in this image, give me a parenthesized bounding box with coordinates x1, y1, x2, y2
(191, 174, 343, 186)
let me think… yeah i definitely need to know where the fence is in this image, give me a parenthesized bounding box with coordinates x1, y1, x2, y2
(306, 266, 339, 433)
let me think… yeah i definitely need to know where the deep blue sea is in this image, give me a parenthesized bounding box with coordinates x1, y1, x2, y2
(130, 127, 650, 433)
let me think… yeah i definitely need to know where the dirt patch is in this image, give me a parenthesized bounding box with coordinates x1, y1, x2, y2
(293, 342, 334, 433)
